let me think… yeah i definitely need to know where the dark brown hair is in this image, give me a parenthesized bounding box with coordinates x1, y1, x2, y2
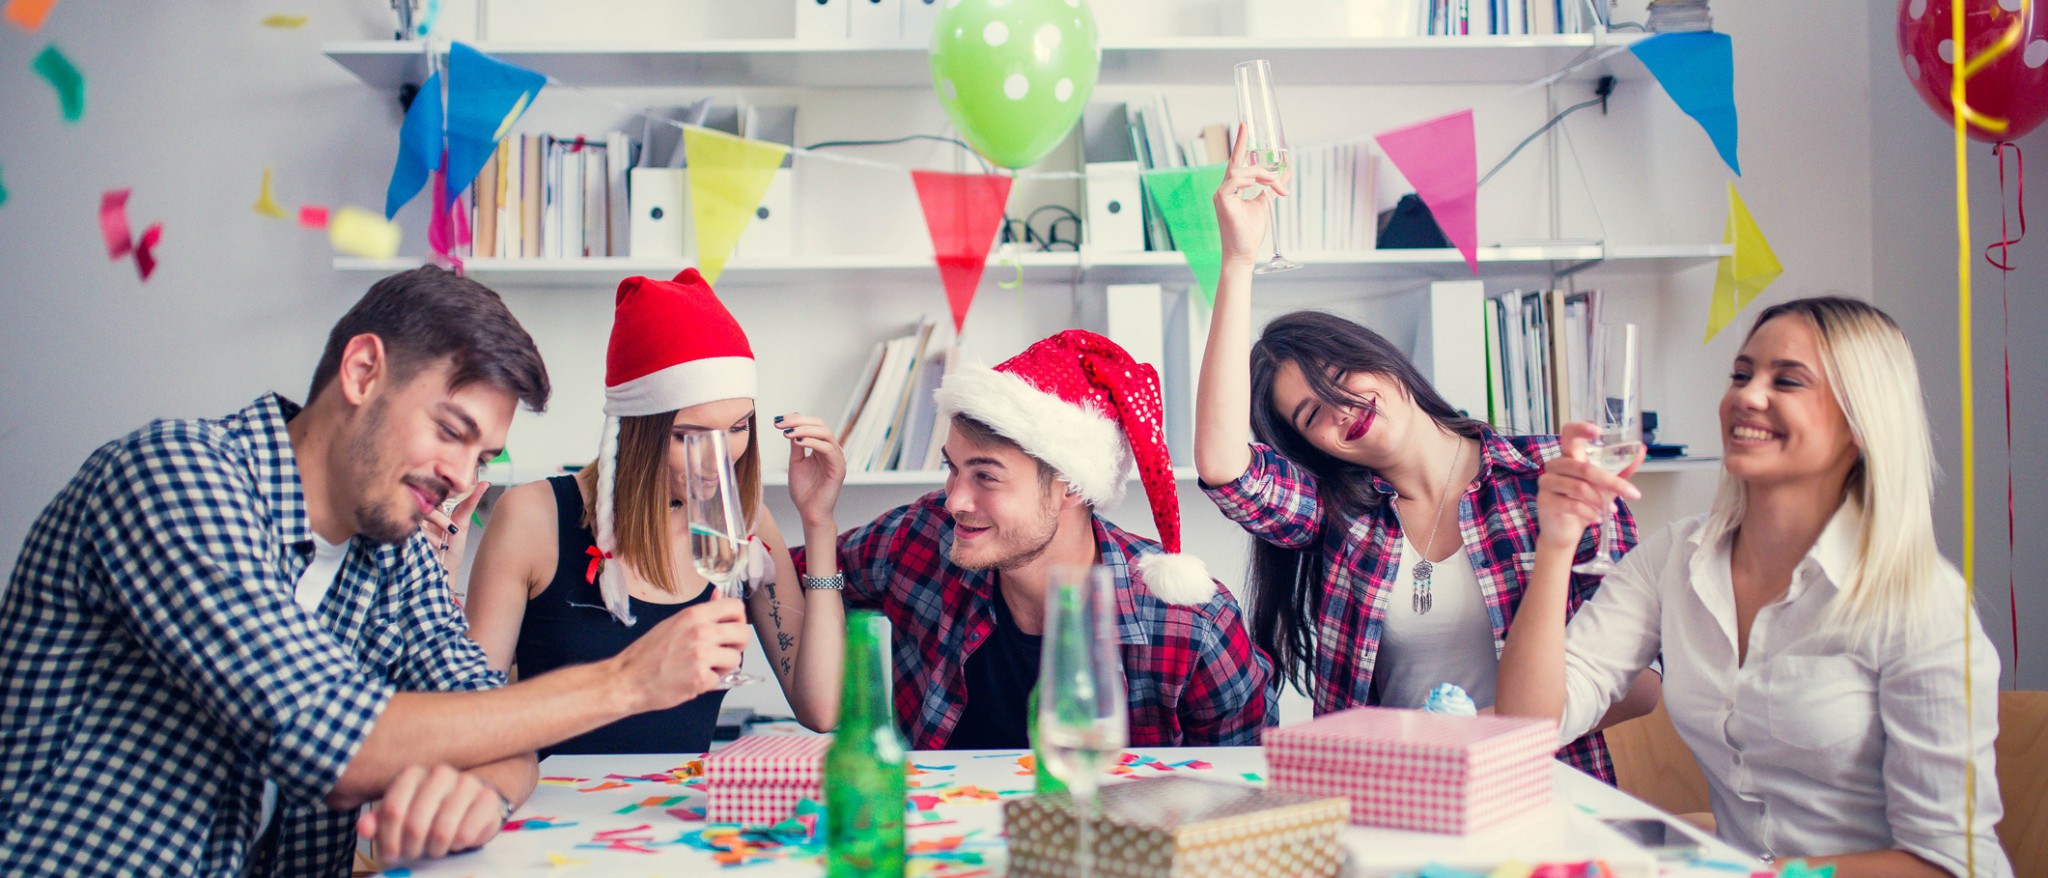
(1246, 310, 1487, 694)
(308, 266, 550, 411)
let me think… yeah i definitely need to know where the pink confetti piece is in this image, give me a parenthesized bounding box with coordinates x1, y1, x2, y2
(593, 824, 653, 840)
(133, 222, 161, 281)
(99, 189, 132, 261)
(667, 807, 706, 822)
(909, 795, 943, 812)
(297, 205, 328, 230)
(577, 781, 630, 793)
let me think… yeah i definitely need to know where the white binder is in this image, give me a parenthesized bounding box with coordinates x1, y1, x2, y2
(1082, 103, 1148, 253)
(794, 0, 850, 42)
(627, 168, 688, 260)
(848, 0, 900, 42)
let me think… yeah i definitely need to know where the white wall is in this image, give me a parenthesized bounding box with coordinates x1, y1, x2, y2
(2, 1, 2031, 731)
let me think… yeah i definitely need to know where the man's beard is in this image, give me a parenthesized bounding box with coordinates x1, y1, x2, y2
(343, 398, 446, 545)
(950, 493, 1062, 572)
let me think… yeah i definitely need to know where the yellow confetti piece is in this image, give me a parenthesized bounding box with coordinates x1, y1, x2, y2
(1488, 861, 1534, 878)
(545, 851, 588, 868)
(328, 206, 401, 259)
(260, 14, 308, 28)
(253, 167, 290, 219)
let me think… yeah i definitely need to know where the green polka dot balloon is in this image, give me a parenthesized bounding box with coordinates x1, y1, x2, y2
(928, 0, 1100, 170)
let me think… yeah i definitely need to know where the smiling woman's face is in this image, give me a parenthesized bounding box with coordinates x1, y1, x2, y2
(1719, 315, 1858, 485)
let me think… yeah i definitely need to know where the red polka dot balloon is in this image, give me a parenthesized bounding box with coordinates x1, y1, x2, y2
(1898, 0, 2048, 142)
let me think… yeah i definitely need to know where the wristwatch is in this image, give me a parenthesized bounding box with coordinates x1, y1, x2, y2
(800, 573, 846, 591)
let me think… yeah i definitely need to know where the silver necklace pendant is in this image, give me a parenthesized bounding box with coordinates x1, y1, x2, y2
(1411, 559, 1434, 614)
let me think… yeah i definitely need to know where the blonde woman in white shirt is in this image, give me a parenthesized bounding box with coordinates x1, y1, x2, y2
(1497, 296, 2009, 877)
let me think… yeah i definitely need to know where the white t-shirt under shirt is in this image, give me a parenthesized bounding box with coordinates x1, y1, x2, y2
(252, 534, 351, 869)
(1372, 536, 1499, 710)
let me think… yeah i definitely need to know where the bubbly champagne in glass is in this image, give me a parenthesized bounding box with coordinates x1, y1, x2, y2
(1574, 323, 1641, 575)
(1037, 566, 1128, 878)
(680, 427, 759, 688)
(1234, 60, 1301, 274)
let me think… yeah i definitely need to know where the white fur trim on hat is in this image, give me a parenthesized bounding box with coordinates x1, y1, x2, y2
(934, 365, 1130, 507)
(1137, 552, 1217, 606)
(605, 356, 757, 418)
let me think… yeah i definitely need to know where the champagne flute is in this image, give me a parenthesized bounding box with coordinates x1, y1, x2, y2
(1573, 323, 1642, 575)
(1234, 60, 1302, 274)
(1036, 565, 1127, 878)
(680, 427, 759, 688)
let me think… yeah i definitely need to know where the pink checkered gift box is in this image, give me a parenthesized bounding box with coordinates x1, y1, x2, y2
(703, 734, 829, 825)
(1262, 707, 1558, 835)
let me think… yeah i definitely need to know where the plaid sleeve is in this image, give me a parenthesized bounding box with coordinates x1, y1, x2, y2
(89, 428, 394, 804)
(790, 497, 933, 610)
(1176, 587, 1279, 746)
(388, 538, 506, 693)
(1198, 443, 1324, 550)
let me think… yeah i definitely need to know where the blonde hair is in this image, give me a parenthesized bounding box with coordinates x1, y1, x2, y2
(577, 410, 761, 594)
(1704, 296, 1943, 637)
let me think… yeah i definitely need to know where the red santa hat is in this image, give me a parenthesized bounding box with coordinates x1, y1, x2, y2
(594, 268, 755, 625)
(932, 330, 1213, 606)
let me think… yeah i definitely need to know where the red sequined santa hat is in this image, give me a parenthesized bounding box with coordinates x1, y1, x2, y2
(932, 330, 1213, 605)
(595, 268, 755, 626)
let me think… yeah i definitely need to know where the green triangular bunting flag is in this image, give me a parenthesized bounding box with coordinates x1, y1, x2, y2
(1143, 164, 1228, 308)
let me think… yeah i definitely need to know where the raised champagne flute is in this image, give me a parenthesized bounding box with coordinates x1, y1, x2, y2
(1036, 565, 1128, 878)
(1573, 323, 1642, 576)
(680, 427, 759, 688)
(1234, 59, 1302, 273)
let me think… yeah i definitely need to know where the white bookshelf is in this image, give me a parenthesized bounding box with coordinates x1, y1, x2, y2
(333, 242, 1728, 288)
(323, 34, 1646, 91)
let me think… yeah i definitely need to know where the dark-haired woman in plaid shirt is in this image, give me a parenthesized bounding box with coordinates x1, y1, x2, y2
(1191, 127, 1661, 783)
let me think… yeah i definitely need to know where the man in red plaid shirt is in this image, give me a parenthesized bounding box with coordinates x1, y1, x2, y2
(786, 331, 1276, 750)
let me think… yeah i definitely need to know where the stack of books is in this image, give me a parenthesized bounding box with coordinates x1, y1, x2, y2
(1484, 288, 1602, 435)
(834, 319, 957, 474)
(1646, 0, 1713, 33)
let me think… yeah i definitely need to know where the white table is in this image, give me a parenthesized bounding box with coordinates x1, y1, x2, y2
(371, 745, 1761, 877)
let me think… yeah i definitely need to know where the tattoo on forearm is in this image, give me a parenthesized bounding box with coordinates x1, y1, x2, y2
(776, 631, 795, 652)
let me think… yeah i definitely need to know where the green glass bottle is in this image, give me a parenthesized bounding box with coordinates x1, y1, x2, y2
(1028, 687, 1068, 797)
(826, 611, 907, 878)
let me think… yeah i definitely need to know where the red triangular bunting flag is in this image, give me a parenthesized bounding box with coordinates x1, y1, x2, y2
(911, 170, 1012, 333)
(1375, 109, 1479, 273)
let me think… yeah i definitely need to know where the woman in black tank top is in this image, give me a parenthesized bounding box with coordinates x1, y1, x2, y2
(458, 270, 850, 755)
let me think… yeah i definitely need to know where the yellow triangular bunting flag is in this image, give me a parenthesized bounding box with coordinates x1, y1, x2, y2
(1705, 183, 1783, 343)
(682, 128, 788, 286)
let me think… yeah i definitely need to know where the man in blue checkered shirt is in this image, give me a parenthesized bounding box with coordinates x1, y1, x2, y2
(0, 268, 755, 877)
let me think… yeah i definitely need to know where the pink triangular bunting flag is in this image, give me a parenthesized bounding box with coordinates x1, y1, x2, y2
(911, 170, 1012, 333)
(1375, 110, 1479, 273)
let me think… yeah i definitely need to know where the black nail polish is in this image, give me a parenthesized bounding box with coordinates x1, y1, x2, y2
(782, 428, 794, 434)
(447, 524, 459, 534)
(774, 415, 785, 423)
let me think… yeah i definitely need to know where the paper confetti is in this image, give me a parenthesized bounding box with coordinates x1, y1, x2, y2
(502, 816, 577, 832)
(538, 776, 589, 785)
(99, 189, 132, 260)
(134, 223, 161, 281)
(328, 205, 401, 258)
(259, 13, 308, 28)
(0, 164, 7, 208)
(4, 0, 57, 32)
(32, 44, 83, 123)
(253, 168, 291, 219)
(543, 850, 588, 868)
(297, 205, 329, 229)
